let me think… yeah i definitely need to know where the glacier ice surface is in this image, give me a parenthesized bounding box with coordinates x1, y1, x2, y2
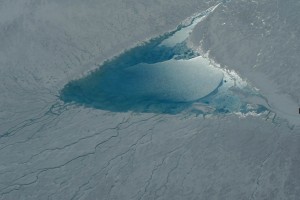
(1, 1, 299, 199)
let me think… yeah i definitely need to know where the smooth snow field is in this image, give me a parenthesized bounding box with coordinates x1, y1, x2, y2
(61, 9, 268, 115)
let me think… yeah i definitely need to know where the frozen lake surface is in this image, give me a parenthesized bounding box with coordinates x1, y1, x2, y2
(61, 9, 268, 115)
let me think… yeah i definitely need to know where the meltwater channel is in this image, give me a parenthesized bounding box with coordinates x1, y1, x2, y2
(60, 5, 268, 115)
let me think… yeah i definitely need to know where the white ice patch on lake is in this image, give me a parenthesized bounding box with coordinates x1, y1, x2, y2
(123, 57, 223, 102)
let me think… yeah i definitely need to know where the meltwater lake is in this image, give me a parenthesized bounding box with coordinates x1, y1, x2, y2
(60, 7, 268, 115)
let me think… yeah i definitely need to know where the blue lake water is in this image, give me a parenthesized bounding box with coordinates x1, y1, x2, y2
(60, 8, 268, 115)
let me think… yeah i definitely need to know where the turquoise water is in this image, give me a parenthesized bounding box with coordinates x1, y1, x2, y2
(60, 9, 268, 115)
